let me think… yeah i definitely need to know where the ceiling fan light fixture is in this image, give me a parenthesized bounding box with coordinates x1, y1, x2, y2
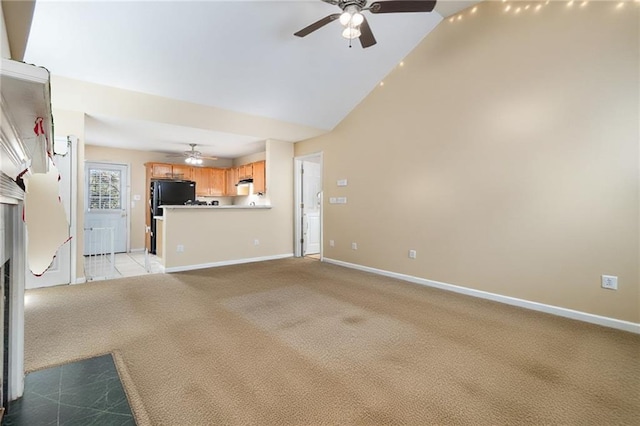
(342, 25, 361, 40)
(339, 11, 352, 25)
(351, 12, 364, 26)
(340, 5, 364, 26)
(185, 157, 193, 164)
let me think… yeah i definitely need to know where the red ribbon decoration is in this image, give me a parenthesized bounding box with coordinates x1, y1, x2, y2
(34, 117, 45, 136)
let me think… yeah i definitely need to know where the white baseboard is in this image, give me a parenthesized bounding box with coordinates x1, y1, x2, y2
(322, 258, 640, 335)
(129, 248, 145, 253)
(164, 253, 294, 273)
(73, 277, 86, 285)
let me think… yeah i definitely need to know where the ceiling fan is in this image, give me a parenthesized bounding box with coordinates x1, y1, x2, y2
(294, 0, 437, 48)
(166, 143, 217, 165)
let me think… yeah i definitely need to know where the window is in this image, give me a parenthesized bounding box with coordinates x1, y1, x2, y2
(88, 169, 121, 210)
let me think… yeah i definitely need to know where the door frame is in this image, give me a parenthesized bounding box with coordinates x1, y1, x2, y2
(83, 161, 131, 254)
(293, 152, 323, 258)
(68, 136, 78, 285)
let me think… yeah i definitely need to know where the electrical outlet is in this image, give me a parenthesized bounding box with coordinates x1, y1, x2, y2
(254, 239, 260, 246)
(329, 240, 335, 247)
(177, 245, 184, 253)
(409, 250, 417, 259)
(601, 275, 618, 290)
(351, 242, 357, 250)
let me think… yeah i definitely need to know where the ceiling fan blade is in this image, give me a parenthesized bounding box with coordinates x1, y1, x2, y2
(369, 0, 437, 14)
(294, 13, 341, 38)
(359, 16, 377, 49)
(165, 153, 186, 157)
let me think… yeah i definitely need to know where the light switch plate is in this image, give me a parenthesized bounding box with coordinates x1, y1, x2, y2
(601, 275, 618, 290)
(337, 179, 348, 187)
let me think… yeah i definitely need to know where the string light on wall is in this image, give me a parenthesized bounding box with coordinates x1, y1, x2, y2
(447, 1, 637, 27)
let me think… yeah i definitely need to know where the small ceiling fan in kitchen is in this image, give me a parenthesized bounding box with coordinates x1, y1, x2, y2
(294, 0, 437, 48)
(165, 143, 217, 165)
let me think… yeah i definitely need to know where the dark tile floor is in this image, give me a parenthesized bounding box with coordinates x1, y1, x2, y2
(2, 354, 135, 425)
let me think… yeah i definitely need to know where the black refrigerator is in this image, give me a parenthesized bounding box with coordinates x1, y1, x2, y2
(150, 180, 196, 254)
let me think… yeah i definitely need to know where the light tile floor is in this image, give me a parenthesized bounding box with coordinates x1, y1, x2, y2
(84, 252, 162, 281)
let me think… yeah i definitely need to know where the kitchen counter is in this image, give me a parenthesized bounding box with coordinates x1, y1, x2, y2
(160, 205, 271, 210)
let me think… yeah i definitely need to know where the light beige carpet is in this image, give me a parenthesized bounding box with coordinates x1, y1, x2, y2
(25, 258, 640, 425)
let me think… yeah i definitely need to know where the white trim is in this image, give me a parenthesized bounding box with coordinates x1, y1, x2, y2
(164, 253, 293, 273)
(322, 258, 640, 335)
(129, 248, 145, 253)
(68, 136, 78, 286)
(74, 277, 87, 285)
(293, 152, 323, 259)
(293, 158, 302, 257)
(9, 202, 25, 400)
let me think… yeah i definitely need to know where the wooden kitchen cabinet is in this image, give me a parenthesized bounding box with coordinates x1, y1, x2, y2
(237, 163, 254, 180)
(226, 167, 238, 196)
(147, 162, 193, 180)
(237, 164, 246, 180)
(171, 164, 193, 180)
(252, 160, 266, 194)
(149, 163, 173, 179)
(192, 167, 210, 196)
(209, 168, 226, 196)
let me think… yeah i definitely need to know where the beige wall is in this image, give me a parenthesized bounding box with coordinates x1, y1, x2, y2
(52, 76, 326, 143)
(0, 0, 35, 61)
(295, 2, 639, 322)
(163, 139, 293, 269)
(233, 151, 266, 166)
(84, 145, 232, 251)
(0, 2, 10, 59)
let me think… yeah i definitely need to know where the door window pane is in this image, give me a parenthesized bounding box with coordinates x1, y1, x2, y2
(88, 169, 121, 210)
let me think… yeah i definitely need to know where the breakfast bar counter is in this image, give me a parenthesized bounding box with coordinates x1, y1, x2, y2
(159, 203, 290, 272)
(160, 205, 272, 210)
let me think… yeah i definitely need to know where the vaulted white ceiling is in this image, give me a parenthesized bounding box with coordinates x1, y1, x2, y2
(23, 1, 476, 157)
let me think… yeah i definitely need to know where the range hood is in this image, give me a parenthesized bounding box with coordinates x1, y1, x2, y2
(236, 178, 253, 186)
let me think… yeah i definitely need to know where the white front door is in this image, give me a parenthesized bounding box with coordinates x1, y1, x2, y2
(84, 162, 128, 255)
(26, 138, 73, 289)
(302, 159, 322, 256)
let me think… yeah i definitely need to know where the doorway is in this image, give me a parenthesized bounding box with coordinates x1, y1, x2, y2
(84, 162, 129, 255)
(294, 153, 323, 258)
